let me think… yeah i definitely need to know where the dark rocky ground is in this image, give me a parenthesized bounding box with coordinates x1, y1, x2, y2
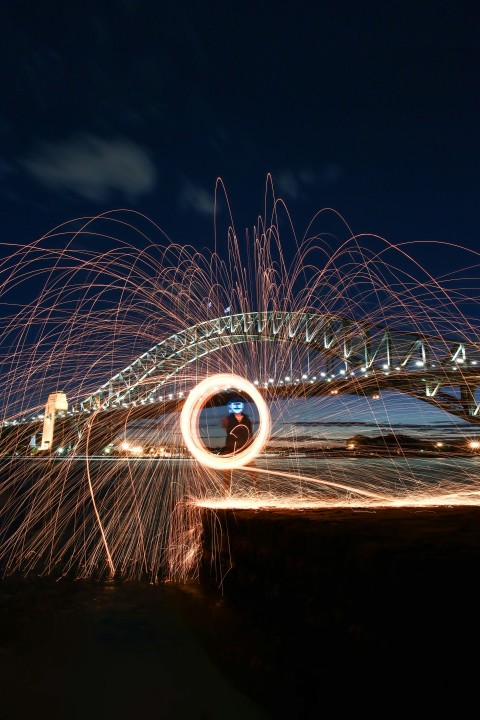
(0, 577, 269, 720)
(199, 505, 480, 716)
(2, 505, 480, 718)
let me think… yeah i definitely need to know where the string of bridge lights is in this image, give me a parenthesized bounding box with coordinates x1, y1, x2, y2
(2, 355, 479, 428)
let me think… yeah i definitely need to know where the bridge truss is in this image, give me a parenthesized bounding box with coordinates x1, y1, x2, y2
(79, 312, 480, 425)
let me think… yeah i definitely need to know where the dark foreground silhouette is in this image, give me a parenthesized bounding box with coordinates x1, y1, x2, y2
(2, 505, 480, 718)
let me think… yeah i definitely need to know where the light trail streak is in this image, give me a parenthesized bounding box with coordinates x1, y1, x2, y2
(198, 464, 392, 501)
(180, 373, 271, 469)
(85, 411, 115, 578)
(0, 179, 479, 582)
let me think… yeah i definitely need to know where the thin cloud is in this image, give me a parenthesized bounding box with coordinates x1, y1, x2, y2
(276, 167, 316, 200)
(21, 134, 158, 203)
(276, 165, 342, 200)
(319, 164, 342, 188)
(178, 179, 215, 216)
(276, 169, 303, 200)
(0, 159, 13, 180)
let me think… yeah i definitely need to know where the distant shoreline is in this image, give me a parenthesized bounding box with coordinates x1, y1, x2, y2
(2, 449, 479, 460)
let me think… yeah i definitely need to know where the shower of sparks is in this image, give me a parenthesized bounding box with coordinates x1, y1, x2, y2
(0, 178, 480, 583)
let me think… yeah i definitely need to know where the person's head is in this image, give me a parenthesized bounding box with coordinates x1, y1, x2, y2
(228, 398, 245, 415)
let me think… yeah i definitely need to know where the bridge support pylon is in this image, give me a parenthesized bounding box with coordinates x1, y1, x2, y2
(40, 391, 68, 451)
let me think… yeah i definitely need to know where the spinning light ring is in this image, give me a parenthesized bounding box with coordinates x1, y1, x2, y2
(180, 373, 271, 469)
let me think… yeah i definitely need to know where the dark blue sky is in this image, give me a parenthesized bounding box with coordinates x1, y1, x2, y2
(1, 0, 478, 275)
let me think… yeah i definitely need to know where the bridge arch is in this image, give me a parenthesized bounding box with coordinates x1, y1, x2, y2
(80, 311, 480, 425)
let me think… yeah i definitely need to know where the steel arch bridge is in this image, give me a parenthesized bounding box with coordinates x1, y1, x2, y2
(79, 311, 480, 425)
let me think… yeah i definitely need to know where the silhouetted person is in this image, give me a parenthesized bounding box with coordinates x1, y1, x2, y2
(221, 398, 253, 454)
(221, 399, 257, 493)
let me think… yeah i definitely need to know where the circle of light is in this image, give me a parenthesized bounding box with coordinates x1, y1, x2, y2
(180, 373, 271, 470)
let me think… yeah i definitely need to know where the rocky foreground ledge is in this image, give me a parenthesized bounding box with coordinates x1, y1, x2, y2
(198, 505, 480, 715)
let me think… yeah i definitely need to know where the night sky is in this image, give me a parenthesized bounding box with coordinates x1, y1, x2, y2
(0, 1, 479, 430)
(1, 0, 478, 273)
